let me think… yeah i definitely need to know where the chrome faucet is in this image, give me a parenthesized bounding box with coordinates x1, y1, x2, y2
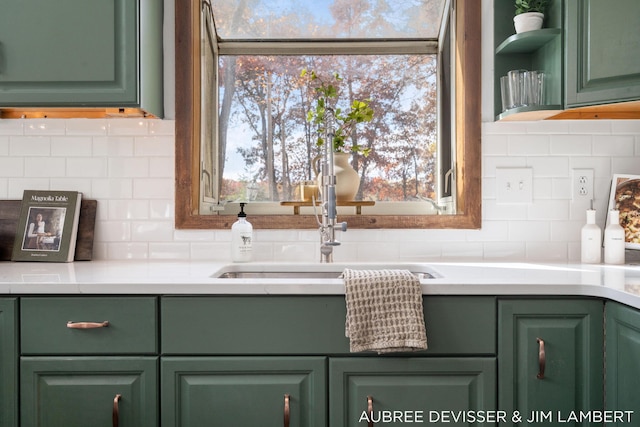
(314, 130, 347, 263)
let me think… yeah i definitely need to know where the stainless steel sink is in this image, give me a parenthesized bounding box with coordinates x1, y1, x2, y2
(212, 263, 439, 280)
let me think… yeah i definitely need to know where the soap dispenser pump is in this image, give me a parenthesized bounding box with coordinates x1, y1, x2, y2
(231, 203, 253, 262)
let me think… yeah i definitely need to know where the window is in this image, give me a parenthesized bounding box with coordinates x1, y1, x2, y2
(175, 0, 481, 229)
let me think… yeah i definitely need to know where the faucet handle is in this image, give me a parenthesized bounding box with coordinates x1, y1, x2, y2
(334, 222, 347, 232)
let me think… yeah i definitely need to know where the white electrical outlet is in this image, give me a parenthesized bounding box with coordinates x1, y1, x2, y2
(572, 168, 594, 201)
(496, 168, 533, 204)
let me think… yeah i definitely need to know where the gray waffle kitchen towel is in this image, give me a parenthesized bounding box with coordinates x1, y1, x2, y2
(343, 268, 428, 353)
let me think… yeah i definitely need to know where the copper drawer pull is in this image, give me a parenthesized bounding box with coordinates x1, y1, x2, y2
(367, 395, 374, 427)
(67, 321, 109, 329)
(537, 338, 545, 379)
(284, 394, 290, 427)
(113, 394, 122, 427)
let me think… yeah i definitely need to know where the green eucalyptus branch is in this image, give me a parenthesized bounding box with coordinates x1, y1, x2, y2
(302, 69, 374, 156)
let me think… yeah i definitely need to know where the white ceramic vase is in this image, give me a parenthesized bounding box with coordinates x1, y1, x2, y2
(513, 12, 544, 34)
(314, 152, 360, 201)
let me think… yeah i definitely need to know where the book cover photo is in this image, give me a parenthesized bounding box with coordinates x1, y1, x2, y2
(11, 190, 83, 262)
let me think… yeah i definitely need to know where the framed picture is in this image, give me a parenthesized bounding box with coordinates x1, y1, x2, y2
(607, 174, 640, 250)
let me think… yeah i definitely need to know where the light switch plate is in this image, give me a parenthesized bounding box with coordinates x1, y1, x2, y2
(496, 168, 533, 204)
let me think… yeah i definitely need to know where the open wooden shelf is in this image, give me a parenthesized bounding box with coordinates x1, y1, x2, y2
(280, 200, 375, 215)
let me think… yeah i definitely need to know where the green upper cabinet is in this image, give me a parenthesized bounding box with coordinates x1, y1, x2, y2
(605, 302, 640, 424)
(565, 0, 640, 107)
(0, 299, 17, 427)
(0, 0, 163, 117)
(498, 299, 604, 427)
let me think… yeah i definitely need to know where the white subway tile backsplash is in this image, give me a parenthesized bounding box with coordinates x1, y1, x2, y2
(25, 120, 66, 135)
(91, 178, 134, 199)
(508, 221, 550, 242)
(527, 156, 570, 177)
(149, 199, 174, 219)
(106, 242, 149, 260)
(134, 136, 174, 156)
(1, 116, 639, 262)
(0, 157, 24, 177)
(508, 134, 550, 155)
(25, 157, 66, 177)
(568, 120, 613, 135)
(0, 120, 24, 135)
(93, 137, 135, 157)
(8, 179, 49, 197)
(525, 120, 570, 134)
(133, 178, 173, 199)
(66, 158, 108, 178)
(148, 120, 175, 135)
(592, 135, 635, 156)
(611, 157, 640, 175)
(132, 221, 174, 242)
(528, 200, 570, 220)
(0, 137, 9, 155)
(10, 136, 50, 156)
(107, 119, 149, 135)
(549, 135, 592, 156)
(526, 241, 568, 261)
(65, 119, 108, 135)
(149, 243, 191, 260)
(51, 137, 93, 157)
(109, 157, 149, 177)
(108, 199, 150, 220)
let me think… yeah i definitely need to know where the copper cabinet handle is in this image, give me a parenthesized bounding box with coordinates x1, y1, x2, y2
(367, 395, 374, 427)
(284, 394, 290, 427)
(113, 394, 122, 427)
(537, 338, 546, 379)
(67, 321, 109, 329)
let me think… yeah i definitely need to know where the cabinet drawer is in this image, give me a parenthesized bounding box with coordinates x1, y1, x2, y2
(161, 296, 496, 355)
(21, 297, 157, 355)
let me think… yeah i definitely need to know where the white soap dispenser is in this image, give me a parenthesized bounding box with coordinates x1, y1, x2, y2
(604, 210, 625, 265)
(581, 208, 602, 264)
(231, 203, 253, 262)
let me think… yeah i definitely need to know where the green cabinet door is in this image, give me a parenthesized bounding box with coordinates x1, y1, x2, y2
(20, 357, 158, 427)
(162, 357, 327, 427)
(0, 0, 163, 115)
(0, 299, 17, 427)
(498, 299, 604, 426)
(605, 302, 640, 425)
(565, 0, 640, 107)
(329, 357, 497, 427)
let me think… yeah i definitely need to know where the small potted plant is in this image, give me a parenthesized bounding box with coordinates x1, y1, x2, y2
(514, 0, 548, 34)
(301, 69, 374, 200)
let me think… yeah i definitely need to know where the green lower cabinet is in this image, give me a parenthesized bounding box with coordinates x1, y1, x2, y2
(0, 299, 17, 427)
(329, 357, 497, 426)
(20, 357, 158, 427)
(605, 302, 640, 425)
(162, 357, 327, 427)
(498, 299, 604, 426)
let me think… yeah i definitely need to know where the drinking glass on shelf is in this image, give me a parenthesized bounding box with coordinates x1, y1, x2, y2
(524, 70, 545, 106)
(500, 75, 513, 112)
(507, 69, 527, 108)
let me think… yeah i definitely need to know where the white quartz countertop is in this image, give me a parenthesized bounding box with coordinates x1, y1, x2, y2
(1, 260, 640, 309)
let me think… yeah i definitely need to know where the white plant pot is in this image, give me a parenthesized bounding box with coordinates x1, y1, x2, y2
(514, 12, 544, 34)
